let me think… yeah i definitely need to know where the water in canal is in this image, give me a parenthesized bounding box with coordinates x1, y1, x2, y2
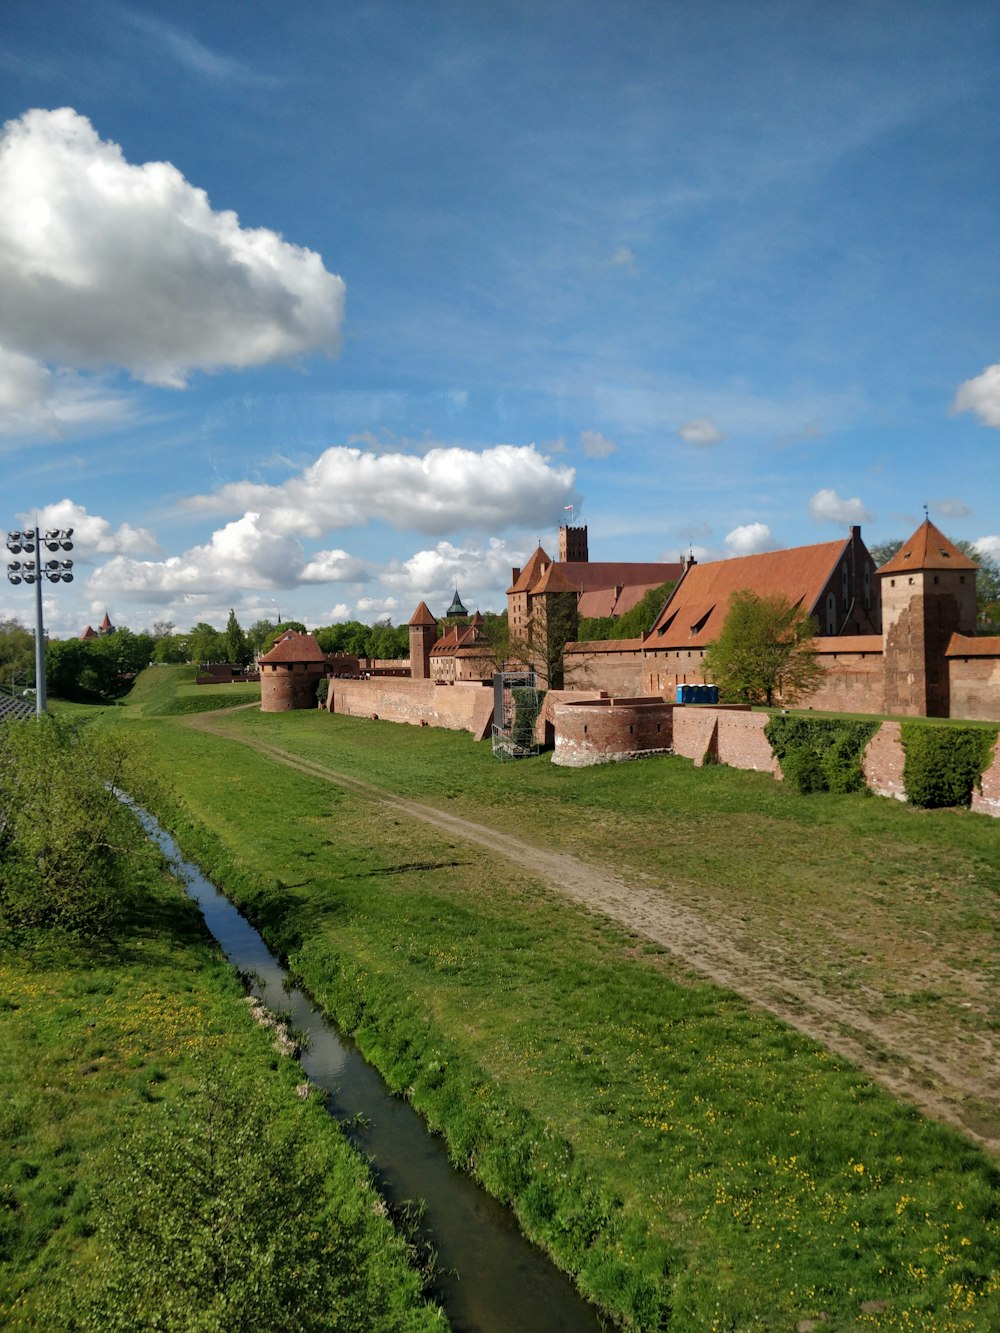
(133, 802, 608, 1333)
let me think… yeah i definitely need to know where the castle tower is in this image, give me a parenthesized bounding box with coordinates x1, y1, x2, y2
(879, 520, 978, 716)
(559, 524, 588, 563)
(259, 630, 328, 712)
(528, 561, 580, 689)
(407, 601, 438, 681)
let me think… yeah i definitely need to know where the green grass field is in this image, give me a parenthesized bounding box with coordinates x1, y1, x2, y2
(0, 716, 441, 1332)
(97, 679, 1000, 1333)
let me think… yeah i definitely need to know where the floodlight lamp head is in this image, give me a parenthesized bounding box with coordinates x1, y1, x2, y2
(8, 574, 21, 585)
(62, 572, 73, 582)
(7, 540, 22, 554)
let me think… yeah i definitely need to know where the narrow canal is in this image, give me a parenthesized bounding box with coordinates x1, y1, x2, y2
(134, 802, 608, 1333)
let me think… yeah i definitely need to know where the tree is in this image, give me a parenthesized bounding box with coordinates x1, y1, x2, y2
(0, 619, 34, 690)
(703, 589, 825, 707)
(188, 622, 227, 665)
(225, 609, 251, 667)
(577, 580, 677, 642)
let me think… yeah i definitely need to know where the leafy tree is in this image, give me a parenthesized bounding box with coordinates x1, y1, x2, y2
(150, 619, 175, 639)
(367, 619, 408, 660)
(246, 618, 275, 656)
(225, 609, 251, 667)
(703, 589, 825, 707)
(868, 539, 903, 568)
(0, 618, 35, 690)
(153, 633, 189, 664)
(188, 622, 227, 665)
(45, 638, 93, 699)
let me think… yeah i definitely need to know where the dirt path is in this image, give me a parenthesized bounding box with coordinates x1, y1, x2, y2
(188, 710, 1000, 1158)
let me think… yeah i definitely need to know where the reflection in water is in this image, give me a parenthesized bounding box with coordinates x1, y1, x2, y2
(133, 803, 607, 1333)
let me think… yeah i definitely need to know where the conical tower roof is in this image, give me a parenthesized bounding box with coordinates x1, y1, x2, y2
(446, 588, 468, 617)
(879, 520, 979, 573)
(408, 600, 437, 627)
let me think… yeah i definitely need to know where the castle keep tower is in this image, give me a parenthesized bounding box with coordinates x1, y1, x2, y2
(558, 524, 588, 563)
(407, 601, 438, 680)
(879, 520, 978, 717)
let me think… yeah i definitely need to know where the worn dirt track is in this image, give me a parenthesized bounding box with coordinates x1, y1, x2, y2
(188, 709, 1000, 1159)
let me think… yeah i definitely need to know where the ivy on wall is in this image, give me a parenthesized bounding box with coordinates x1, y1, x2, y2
(900, 723, 998, 809)
(764, 715, 880, 795)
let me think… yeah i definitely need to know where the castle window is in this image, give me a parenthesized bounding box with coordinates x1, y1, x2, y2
(933, 575, 939, 584)
(960, 575, 966, 584)
(890, 579, 895, 587)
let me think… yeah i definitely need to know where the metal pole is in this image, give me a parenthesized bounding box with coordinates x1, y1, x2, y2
(33, 558, 47, 715)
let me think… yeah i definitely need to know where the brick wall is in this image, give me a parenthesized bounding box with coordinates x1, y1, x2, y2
(537, 688, 608, 746)
(860, 721, 906, 800)
(971, 736, 1000, 817)
(807, 652, 886, 713)
(948, 653, 1000, 722)
(564, 643, 645, 695)
(327, 678, 495, 739)
(551, 698, 673, 767)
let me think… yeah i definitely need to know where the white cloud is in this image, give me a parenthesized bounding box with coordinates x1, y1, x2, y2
(0, 108, 344, 429)
(678, 417, 725, 446)
(356, 596, 400, 615)
(326, 603, 351, 621)
(724, 522, 774, 556)
(188, 442, 577, 537)
(953, 363, 1000, 428)
(87, 511, 365, 606)
(933, 498, 972, 519)
(382, 537, 525, 611)
(974, 535, 1000, 563)
(809, 488, 875, 526)
(580, 430, 617, 459)
(12, 499, 160, 556)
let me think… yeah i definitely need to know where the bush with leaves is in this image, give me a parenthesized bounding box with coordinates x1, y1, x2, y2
(0, 716, 143, 937)
(900, 723, 997, 809)
(55, 1065, 428, 1333)
(765, 715, 880, 795)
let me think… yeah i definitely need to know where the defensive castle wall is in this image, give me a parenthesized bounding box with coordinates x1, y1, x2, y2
(326, 677, 495, 740)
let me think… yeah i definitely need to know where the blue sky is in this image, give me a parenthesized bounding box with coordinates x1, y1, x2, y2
(2, 0, 999, 637)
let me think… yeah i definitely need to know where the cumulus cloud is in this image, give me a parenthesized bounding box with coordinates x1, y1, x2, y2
(975, 535, 1000, 563)
(381, 537, 523, 609)
(580, 430, 617, 459)
(88, 511, 367, 606)
(678, 418, 725, 446)
(809, 488, 875, 526)
(953, 363, 1000, 428)
(15, 499, 160, 556)
(188, 443, 577, 537)
(0, 107, 344, 429)
(724, 522, 774, 556)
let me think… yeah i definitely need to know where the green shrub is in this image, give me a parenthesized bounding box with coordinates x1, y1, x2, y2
(900, 723, 997, 809)
(0, 716, 145, 937)
(511, 687, 545, 751)
(765, 715, 879, 795)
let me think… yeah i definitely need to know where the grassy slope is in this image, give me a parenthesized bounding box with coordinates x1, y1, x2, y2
(0, 788, 441, 1331)
(106, 682, 1000, 1333)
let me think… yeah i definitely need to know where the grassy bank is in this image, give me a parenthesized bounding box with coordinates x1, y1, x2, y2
(0, 749, 443, 1331)
(120, 702, 1000, 1333)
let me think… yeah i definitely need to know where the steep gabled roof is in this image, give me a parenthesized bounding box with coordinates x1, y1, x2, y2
(407, 600, 437, 627)
(259, 630, 327, 663)
(879, 520, 979, 573)
(508, 545, 552, 594)
(647, 538, 848, 649)
(576, 580, 671, 620)
(529, 561, 579, 596)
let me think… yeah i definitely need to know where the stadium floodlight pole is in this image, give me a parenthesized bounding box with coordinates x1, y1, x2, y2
(5, 520, 74, 717)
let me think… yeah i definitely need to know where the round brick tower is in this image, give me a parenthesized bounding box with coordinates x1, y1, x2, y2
(259, 630, 328, 712)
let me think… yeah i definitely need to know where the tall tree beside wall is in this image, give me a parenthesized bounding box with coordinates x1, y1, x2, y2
(703, 589, 824, 707)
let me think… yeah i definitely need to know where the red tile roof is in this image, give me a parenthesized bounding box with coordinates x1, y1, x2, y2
(576, 580, 674, 620)
(508, 546, 552, 594)
(647, 539, 849, 649)
(407, 600, 437, 626)
(530, 561, 580, 595)
(945, 634, 1000, 658)
(879, 521, 979, 573)
(259, 631, 327, 663)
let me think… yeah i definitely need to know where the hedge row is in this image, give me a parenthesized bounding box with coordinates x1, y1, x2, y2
(765, 714, 998, 808)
